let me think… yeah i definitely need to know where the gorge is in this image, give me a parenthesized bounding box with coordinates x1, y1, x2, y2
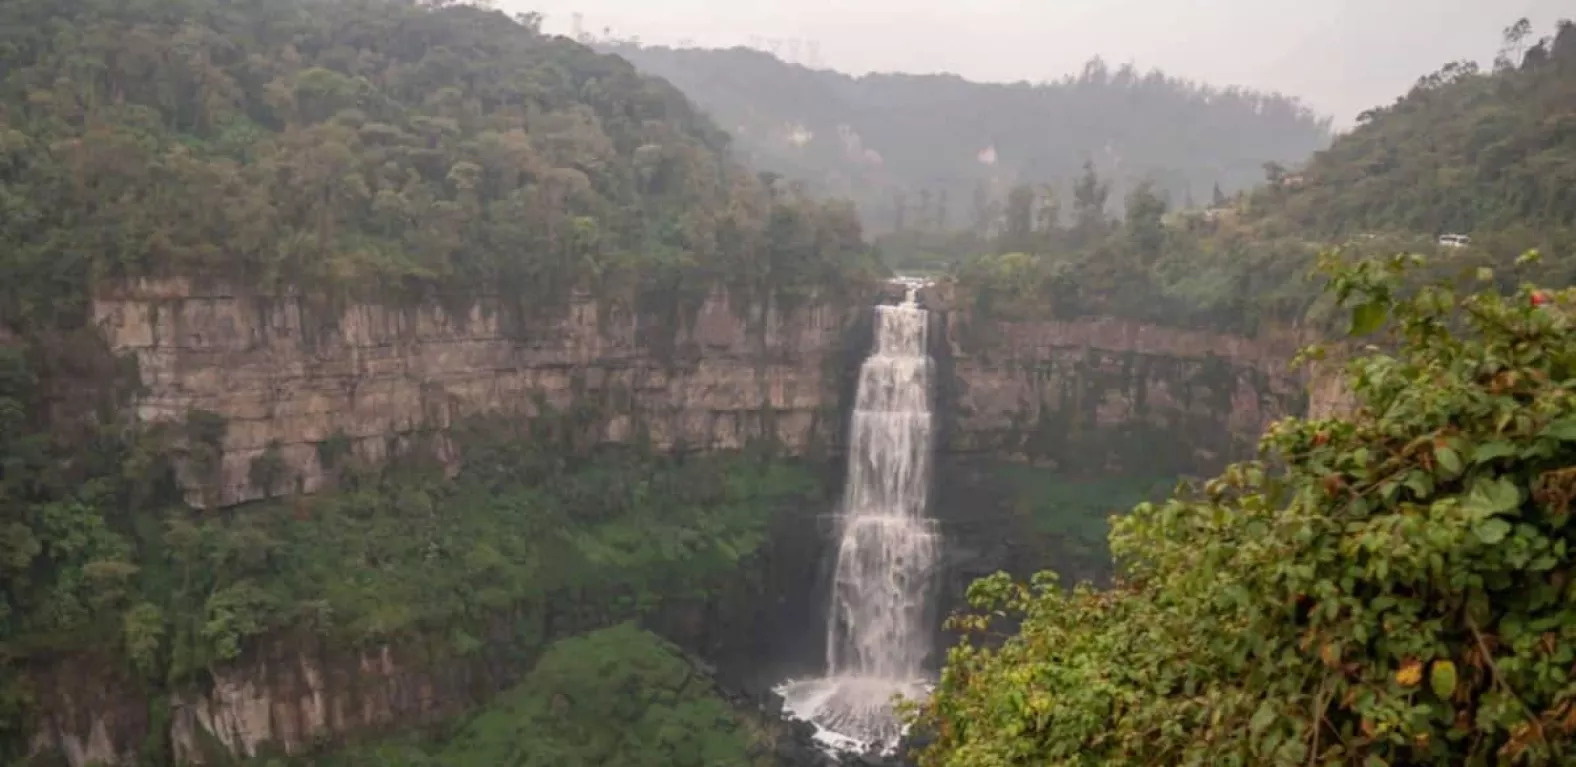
(10, 0, 1526, 762)
(17, 272, 1311, 765)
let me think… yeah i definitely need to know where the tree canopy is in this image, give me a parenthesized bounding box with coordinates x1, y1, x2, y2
(0, 0, 879, 338)
(909, 251, 1576, 765)
(1249, 21, 1576, 239)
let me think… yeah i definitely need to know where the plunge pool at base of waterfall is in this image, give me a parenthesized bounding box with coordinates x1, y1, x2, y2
(774, 675, 934, 756)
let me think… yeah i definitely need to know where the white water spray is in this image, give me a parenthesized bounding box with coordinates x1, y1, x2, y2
(777, 279, 939, 755)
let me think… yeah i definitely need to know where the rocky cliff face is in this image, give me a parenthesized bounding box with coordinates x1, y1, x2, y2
(931, 310, 1308, 476)
(1306, 357, 1359, 420)
(14, 281, 865, 766)
(43, 278, 1328, 765)
(922, 306, 1311, 640)
(92, 279, 863, 508)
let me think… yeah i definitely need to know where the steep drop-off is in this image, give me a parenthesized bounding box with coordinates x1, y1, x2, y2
(922, 298, 1309, 623)
(933, 311, 1306, 474)
(93, 280, 865, 509)
(22, 275, 1317, 765)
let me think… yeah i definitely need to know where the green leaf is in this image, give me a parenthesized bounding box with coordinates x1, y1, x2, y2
(1544, 419, 1576, 441)
(1430, 660, 1458, 699)
(1464, 477, 1521, 518)
(1403, 471, 1433, 498)
(1349, 301, 1387, 336)
(1475, 518, 1512, 545)
(1249, 701, 1277, 736)
(1471, 441, 1517, 463)
(1436, 446, 1462, 477)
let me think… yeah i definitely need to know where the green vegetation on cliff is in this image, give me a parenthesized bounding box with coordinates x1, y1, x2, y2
(912, 253, 1576, 765)
(605, 43, 1331, 235)
(2, 403, 825, 761)
(989, 467, 1178, 586)
(308, 624, 773, 767)
(0, 1, 869, 757)
(0, 0, 879, 335)
(930, 20, 1575, 334)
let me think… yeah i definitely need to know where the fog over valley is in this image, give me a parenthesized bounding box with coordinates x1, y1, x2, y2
(511, 0, 1569, 124)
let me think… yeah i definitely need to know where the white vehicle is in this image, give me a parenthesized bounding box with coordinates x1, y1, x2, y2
(1437, 233, 1471, 248)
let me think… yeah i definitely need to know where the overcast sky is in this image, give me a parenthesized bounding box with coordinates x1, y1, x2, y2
(501, 0, 1570, 127)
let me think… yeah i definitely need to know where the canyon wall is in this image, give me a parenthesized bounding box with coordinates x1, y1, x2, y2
(931, 310, 1308, 476)
(92, 279, 866, 508)
(922, 299, 1312, 635)
(18, 281, 864, 766)
(36, 278, 1335, 765)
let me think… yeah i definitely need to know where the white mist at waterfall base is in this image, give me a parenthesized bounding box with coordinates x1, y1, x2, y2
(776, 282, 939, 756)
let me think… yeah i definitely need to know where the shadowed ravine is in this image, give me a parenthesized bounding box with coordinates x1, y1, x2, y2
(777, 279, 940, 755)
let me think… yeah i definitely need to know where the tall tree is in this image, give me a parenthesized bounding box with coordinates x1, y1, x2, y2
(1123, 181, 1168, 265)
(1071, 160, 1110, 244)
(1002, 184, 1036, 253)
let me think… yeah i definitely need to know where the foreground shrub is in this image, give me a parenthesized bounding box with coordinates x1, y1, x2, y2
(911, 252, 1576, 765)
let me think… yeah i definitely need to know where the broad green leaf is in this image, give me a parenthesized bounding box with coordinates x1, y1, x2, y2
(1403, 471, 1433, 498)
(1436, 446, 1462, 477)
(1349, 300, 1387, 336)
(1544, 419, 1576, 441)
(1465, 477, 1521, 518)
(1471, 441, 1517, 462)
(1475, 518, 1512, 545)
(1430, 660, 1458, 699)
(1249, 701, 1277, 736)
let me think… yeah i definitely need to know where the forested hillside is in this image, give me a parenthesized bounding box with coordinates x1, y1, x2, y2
(0, 0, 871, 761)
(604, 43, 1333, 233)
(1249, 20, 1576, 238)
(0, 0, 877, 337)
(942, 19, 1576, 335)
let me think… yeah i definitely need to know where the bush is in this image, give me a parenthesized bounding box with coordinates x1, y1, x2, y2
(911, 251, 1576, 765)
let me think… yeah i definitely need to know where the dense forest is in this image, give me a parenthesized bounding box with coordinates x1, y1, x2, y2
(604, 42, 1334, 233)
(0, 0, 869, 762)
(932, 20, 1576, 335)
(0, 0, 880, 335)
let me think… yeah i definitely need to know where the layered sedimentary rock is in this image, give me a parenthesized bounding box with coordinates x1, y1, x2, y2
(931, 310, 1309, 476)
(92, 279, 861, 508)
(40, 277, 1332, 766)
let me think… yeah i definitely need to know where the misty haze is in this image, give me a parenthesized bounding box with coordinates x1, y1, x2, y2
(2, 1, 1574, 766)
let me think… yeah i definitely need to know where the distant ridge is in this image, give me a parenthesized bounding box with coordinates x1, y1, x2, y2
(601, 42, 1334, 232)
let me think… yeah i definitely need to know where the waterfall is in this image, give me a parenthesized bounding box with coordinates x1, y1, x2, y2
(777, 280, 940, 755)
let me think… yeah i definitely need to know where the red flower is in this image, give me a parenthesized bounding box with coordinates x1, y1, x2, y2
(1531, 291, 1550, 307)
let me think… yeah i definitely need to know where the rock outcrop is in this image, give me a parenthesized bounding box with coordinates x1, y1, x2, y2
(92, 279, 864, 508)
(931, 310, 1308, 476)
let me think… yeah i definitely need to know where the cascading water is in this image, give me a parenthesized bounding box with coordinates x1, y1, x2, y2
(777, 279, 940, 755)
